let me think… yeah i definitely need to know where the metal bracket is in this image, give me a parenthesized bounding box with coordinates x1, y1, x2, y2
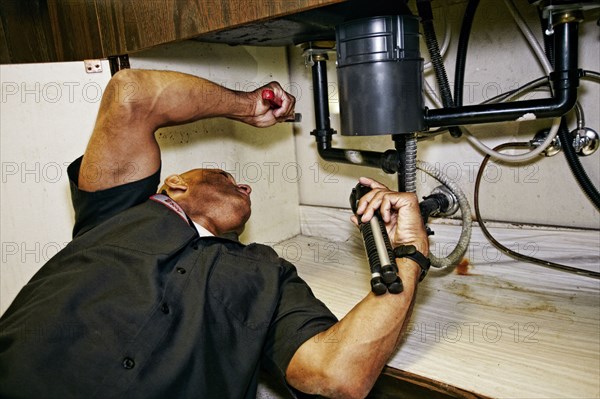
(108, 55, 131, 76)
(84, 60, 103, 74)
(299, 41, 335, 67)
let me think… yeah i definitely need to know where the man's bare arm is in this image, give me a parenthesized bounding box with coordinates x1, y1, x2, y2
(79, 69, 295, 192)
(286, 178, 429, 398)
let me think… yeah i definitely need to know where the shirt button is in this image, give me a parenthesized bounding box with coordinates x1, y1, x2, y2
(122, 357, 135, 369)
(176, 268, 186, 274)
(161, 303, 170, 314)
(192, 244, 199, 250)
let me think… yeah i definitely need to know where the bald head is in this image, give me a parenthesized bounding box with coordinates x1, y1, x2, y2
(159, 168, 252, 236)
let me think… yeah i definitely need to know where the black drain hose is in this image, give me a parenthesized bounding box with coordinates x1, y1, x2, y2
(454, 0, 480, 107)
(557, 119, 600, 210)
(417, 0, 462, 138)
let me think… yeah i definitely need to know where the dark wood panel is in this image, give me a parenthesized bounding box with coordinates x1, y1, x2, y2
(0, 0, 58, 63)
(46, 0, 103, 60)
(1, 0, 345, 63)
(95, 0, 345, 57)
(257, 365, 490, 399)
(196, 0, 415, 46)
(0, 10, 10, 64)
(369, 367, 493, 399)
(0, 0, 102, 63)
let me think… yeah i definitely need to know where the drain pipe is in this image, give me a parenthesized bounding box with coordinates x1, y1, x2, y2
(310, 56, 398, 173)
(425, 13, 580, 127)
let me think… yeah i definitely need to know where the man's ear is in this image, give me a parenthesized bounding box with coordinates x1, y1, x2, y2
(164, 174, 188, 194)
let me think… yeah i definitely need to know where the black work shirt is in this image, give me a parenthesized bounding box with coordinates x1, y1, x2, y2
(0, 157, 337, 398)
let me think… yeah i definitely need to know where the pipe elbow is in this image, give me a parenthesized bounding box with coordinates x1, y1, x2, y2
(552, 87, 578, 117)
(316, 144, 329, 158)
(316, 146, 338, 165)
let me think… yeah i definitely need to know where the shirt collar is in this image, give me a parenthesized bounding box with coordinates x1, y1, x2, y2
(151, 193, 214, 237)
(192, 221, 214, 238)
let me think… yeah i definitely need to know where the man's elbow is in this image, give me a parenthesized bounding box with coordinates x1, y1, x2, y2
(104, 69, 143, 107)
(321, 370, 375, 399)
(98, 69, 152, 126)
(290, 365, 375, 399)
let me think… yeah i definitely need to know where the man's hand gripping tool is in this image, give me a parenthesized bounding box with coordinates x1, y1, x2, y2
(261, 89, 302, 122)
(350, 183, 403, 295)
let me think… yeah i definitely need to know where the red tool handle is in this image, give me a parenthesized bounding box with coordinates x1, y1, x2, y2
(261, 89, 302, 122)
(262, 89, 282, 108)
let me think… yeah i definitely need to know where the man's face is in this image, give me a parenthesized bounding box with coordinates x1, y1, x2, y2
(181, 168, 252, 235)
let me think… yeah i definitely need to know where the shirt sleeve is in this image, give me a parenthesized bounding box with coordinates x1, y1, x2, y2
(261, 259, 338, 392)
(67, 156, 161, 238)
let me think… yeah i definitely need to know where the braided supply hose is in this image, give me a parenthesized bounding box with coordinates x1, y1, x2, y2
(417, 161, 473, 271)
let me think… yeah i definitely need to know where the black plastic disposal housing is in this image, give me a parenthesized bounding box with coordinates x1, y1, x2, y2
(336, 15, 424, 135)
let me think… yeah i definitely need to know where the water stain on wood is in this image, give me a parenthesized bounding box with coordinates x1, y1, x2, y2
(455, 258, 472, 275)
(445, 279, 559, 314)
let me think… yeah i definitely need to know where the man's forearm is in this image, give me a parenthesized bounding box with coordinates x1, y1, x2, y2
(103, 69, 255, 130)
(287, 259, 420, 398)
(287, 186, 428, 398)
